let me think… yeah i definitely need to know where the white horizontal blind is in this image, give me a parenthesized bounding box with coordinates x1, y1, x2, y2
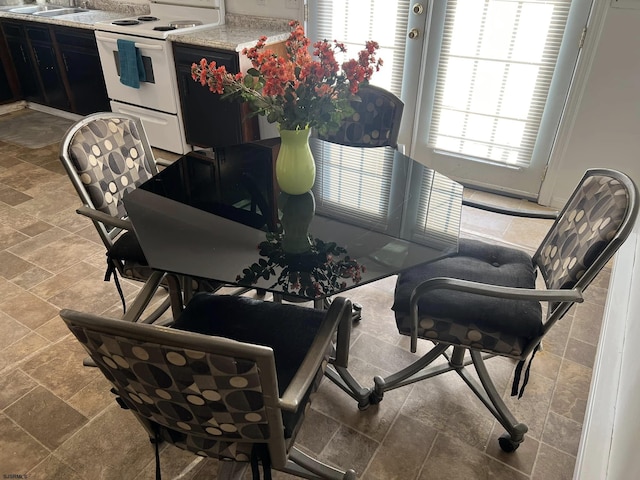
(428, 0, 572, 168)
(308, 0, 409, 227)
(413, 170, 463, 247)
(312, 142, 396, 230)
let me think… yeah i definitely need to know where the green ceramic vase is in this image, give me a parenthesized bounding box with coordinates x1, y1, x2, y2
(276, 127, 316, 195)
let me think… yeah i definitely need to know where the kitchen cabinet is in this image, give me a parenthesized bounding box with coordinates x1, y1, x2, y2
(0, 57, 11, 103)
(25, 23, 69, 111)
(1, 20, 42, 103)
(0, 26, 20, 103)
(54, 26, 109, 115)
(0, 20, 109, 115)
(173, 43, 259, 148)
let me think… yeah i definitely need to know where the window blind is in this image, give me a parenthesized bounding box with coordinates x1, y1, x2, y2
(427, 0, 572, 168)
(308, 0, 410, 227)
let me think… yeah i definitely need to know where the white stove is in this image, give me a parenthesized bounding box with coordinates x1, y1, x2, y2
(94, 0, 225, 154)
(95, 0, 225, 40)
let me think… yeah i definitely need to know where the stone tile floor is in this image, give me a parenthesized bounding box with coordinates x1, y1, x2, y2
(0, 109, 608, 479)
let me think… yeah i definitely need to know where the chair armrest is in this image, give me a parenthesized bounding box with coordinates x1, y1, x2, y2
(76, 205, 133, 231)
(408, 277, 584, 352)
(462, 198, 558, 219)
(279, 297, 352, 411)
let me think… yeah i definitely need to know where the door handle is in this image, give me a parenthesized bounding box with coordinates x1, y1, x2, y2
(408, 28, 420, 39)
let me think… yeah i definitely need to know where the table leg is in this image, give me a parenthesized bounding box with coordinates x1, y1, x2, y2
(324, 298, 372, 409)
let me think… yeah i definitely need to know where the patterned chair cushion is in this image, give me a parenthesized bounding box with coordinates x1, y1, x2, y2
(392, 238, 543, 357)
(172, 294, 328, 438)
(172, 294, 326, 394)
(68, 117, 154, 218)
(536, 175, 629, 290)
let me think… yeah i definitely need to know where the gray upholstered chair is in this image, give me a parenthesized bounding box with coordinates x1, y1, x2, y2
(60, 294, 356, 479)
(59, 112, 173, 321)
(370, 169, 638, 452)
(317, 84, 404, 149)
(59, 112, 229, 322)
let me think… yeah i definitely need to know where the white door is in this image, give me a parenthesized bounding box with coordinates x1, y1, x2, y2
(308, 0, 592, 200)
(408, 0, 592, 199)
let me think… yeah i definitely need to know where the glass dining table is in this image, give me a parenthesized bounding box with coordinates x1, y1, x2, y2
(122, 137, 464, 407)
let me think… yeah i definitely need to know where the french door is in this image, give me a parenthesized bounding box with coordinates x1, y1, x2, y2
(408, 0, 592, 198)
(308, 0, 592, 200)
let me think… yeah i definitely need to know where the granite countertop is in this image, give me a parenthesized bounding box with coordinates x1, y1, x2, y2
(0, 7, 127, 29)
(0, 3, 290, 51)
(170, 16, 290, 51)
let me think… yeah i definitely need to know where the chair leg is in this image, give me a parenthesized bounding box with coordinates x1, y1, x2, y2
(123, 271, 166, 322)
(217, 460, 248, 479)
(282, 447, 357, 479)
(365, 343, 452, 406)
(460, 350, 528, 452)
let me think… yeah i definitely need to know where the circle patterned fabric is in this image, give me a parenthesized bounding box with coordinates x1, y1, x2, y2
(318, 85, 404, 148)
(68, 117, 154, 218)
(68, 324, 270, 461)
(535, 175, 629, 290)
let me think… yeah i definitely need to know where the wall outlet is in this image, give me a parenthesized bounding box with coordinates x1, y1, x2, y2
(285, 0, 300, 10)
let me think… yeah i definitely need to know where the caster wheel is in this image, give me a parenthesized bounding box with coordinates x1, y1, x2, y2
(357, 400, 370, 411)
(498, 433, 521, 452)
(351, 303, 363, 323)
(369, 390, 384, 405)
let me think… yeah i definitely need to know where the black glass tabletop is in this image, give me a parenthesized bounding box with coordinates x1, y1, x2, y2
(124, 138, 463, 300)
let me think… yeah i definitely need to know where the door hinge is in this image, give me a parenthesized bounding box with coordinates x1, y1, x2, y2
(578, 26, 587, 49)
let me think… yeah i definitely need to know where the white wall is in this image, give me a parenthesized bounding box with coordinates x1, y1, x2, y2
(574, 231, 640, 479)
(541, 2, 640, 207)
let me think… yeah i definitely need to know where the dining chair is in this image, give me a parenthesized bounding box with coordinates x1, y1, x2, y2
(316, 84, 404, 149)
(370, 169, 638, 452)
(60, 294, 357, 479)
(59, 112, 222, 322)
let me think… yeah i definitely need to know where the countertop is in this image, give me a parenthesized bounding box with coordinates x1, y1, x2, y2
(0, 4, 290, 52)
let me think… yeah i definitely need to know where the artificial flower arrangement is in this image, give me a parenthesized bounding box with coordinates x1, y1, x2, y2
(236, 232, 365, 298)
(190, 20, 382, 136)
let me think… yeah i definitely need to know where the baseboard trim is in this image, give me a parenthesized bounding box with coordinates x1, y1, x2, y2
(26, 103, 82, 122)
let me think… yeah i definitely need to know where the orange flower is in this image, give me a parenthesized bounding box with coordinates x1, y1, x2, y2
(191, 20, 382, 135)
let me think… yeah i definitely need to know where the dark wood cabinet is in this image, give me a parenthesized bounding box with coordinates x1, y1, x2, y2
(173, 43, 259, 148)
(0, 26, 20, 103)
(26, 23, 69, 110)
(0, 20, 109, 114)
(2, 20, 42, 103)
(54, 26, 109, 115)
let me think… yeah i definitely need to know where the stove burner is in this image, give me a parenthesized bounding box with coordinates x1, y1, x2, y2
(138, 16, 159, 22)
(169, 20, 203, 29)
(154, 26, 177, 32)
(112, 19, 140, 26)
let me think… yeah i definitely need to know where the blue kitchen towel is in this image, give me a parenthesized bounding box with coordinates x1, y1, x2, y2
(117, 39, 146, 88)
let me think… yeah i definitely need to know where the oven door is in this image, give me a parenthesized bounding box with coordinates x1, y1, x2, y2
(95, 31, 179, 114)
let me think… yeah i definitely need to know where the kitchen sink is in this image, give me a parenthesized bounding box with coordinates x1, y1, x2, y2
(33, 7, 88, 16)
(7, 5, 88, 16)
(9, 5, 62, 13)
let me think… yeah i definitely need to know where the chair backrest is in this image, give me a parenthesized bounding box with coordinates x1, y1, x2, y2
(534, 169, 638, 323)
(59, 112, 158, 246)
(318, 84, 404, 148)
(60, 308, 292, 467)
